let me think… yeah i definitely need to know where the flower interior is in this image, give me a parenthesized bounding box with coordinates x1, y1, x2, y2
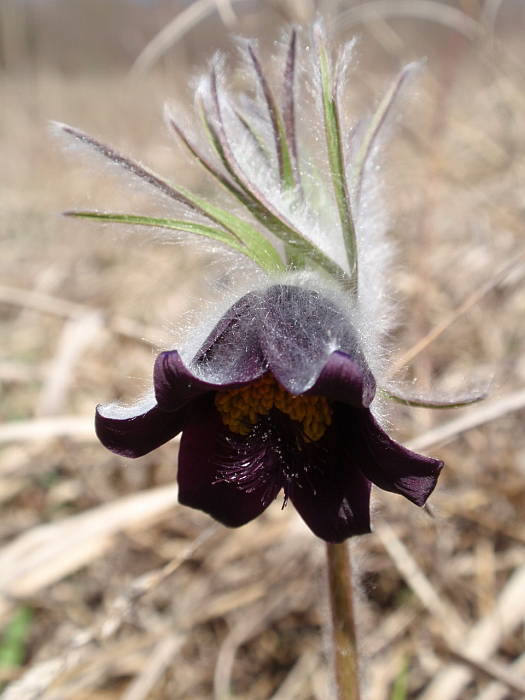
(215, 372, 332, 441)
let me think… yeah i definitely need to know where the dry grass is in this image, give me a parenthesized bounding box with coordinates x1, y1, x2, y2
(1, 1, 525, 698)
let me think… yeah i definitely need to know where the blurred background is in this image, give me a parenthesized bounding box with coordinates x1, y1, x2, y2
(1, 1, 525, 698)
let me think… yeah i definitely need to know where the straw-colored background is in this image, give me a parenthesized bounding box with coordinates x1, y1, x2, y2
(1, 1, 525, 698)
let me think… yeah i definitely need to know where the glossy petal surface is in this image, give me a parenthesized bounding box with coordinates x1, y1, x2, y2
(96, 403, 184, 458)
(304, 350, 376, 407)
(178, 397, 281, 527)
(288, 418, 372, 542)
(351, 409, 443, 506)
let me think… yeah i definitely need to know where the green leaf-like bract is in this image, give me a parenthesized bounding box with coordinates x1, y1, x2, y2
(64, 211, 285, 273)
(316, 31, 358, 290)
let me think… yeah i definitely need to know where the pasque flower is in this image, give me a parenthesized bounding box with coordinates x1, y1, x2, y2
(59, 25, 483, 541)
(96, 284, 443, 542)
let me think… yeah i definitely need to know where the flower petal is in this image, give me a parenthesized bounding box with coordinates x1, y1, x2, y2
(154, 349, 264, 412)
(304, 350, 376, 407)
(283, 410, 371, 542)
(195, 291, 258, 357)
(192, 291, 267, 384)
(257, 285, 365, 394)
(289, 445, 372, 542)
(177, 396, 280, 527)
(95, 401, 183, 458)
(352, 409, 443, 506)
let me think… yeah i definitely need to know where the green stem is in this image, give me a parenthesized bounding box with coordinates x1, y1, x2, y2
(326, 542, 361, 700)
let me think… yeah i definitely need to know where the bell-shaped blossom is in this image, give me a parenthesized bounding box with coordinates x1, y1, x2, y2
(57, 26, 485, 541)
(96, 284, 443, 542)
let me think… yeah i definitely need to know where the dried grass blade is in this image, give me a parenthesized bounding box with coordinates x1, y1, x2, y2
(333, 1, 484, 40)
(443, 646, 525, 696)
(391, 257, 522, 374)
(0, 284, 159, 345)
(130, 0, 246, 74)
(0, 416, 95, 445)
(476, 651, 525, 700)
(0, 484, 181, 620)
(408, 388, 525, 452)
(375, 521, 465, 636)
(121, 636, 183, 700)
(36, 311, 104, 417)
(420, 564, 525, 700)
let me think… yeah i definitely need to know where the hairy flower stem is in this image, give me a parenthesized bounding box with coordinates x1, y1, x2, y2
(326, 542, 361, 700)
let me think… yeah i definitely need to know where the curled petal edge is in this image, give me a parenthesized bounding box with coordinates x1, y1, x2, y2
(154, 349, 265, 411)
(95, 400, 184, 458)
(302, 350, 376, 407)
(352, 409, 444, 507)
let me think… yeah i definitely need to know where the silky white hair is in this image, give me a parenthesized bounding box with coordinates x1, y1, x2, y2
(58, 28, 419, 422)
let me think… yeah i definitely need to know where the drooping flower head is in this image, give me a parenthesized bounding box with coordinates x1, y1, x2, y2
(57, 25, 483, 541)
(96, 283, 444, 542)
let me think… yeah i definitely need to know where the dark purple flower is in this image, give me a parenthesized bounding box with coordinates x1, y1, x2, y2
(96, 285, 443, 543)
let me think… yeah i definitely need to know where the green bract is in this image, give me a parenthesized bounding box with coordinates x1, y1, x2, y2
(59, 26, 419, 293)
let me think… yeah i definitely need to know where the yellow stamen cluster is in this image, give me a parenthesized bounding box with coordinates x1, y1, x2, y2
(215, 373, 332, 442)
